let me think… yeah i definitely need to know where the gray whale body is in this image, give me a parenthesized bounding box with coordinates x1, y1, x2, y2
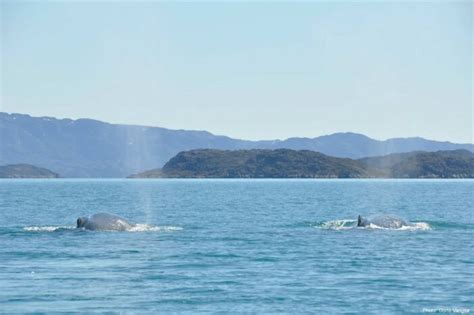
(77, 213, 133, 231)
(357, 214, 411, 229)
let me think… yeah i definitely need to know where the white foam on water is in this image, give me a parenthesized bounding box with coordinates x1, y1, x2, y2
(127, 224, 183, 232)
(317, 220, 355, 230)
(23, 225, 183, 233)
(366, 222, 431, 231)
(23, 226, 75, 232)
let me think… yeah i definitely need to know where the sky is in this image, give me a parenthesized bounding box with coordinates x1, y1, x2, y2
(1, 1, 472, 143)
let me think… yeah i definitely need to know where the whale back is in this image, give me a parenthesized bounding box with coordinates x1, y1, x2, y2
(365, 214, 409, 229)
(79, 213, 132, 231)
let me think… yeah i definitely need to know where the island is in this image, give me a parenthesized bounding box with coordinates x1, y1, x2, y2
(129, 149, 474, 179)
(0, 164, 60, 178)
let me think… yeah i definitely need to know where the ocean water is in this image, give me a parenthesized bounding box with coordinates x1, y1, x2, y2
(0, 179, 473, 314)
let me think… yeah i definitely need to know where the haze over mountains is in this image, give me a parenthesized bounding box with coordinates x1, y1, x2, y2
(1, 112, 473, 177)
(0, 164, 60, 178)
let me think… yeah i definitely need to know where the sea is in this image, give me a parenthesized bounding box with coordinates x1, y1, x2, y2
(0, 179, 473, 314)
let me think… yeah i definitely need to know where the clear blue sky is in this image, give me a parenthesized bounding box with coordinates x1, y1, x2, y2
(1, 1, 472, 143)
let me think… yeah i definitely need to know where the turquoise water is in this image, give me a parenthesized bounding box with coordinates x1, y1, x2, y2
(0, 179, 473, 314)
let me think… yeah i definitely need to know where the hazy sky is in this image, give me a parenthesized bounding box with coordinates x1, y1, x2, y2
(1, 1, 472, 142)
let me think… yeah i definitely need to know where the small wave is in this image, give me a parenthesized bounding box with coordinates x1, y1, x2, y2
(313, 220, 431, 231)
(23, 226, 75, 232)
(23, 225, 182, 233)
(366, 222, 431, 231)
(127, 224, 183, 232)
(424, 221, 474, 230)
(313, 220, 356, 230)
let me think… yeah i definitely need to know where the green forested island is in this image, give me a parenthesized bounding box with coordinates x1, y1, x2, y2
(3, 150, 472, 179)
(0, 164, 60, 178)
(129, 149, 474, 179)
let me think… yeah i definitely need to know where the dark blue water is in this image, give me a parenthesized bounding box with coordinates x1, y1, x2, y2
(1, 179, 473, 313)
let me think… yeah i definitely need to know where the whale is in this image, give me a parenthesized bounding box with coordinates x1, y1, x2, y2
(357, 214, 411, 229)
(76, 213, 134, 231)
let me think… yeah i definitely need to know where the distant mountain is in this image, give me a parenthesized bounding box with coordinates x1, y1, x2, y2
(130, 149, 474, 179)
(1, 112, 473, 177)
(0, 113, 250, 177)
(268, 133, 474, 158)
(0, 164, 60, 178)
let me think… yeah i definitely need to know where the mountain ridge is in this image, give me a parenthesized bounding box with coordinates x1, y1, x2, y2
(1, 112, 473, 177)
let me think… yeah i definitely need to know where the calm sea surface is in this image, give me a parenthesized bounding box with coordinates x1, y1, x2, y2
(0, 179, 473, 314)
